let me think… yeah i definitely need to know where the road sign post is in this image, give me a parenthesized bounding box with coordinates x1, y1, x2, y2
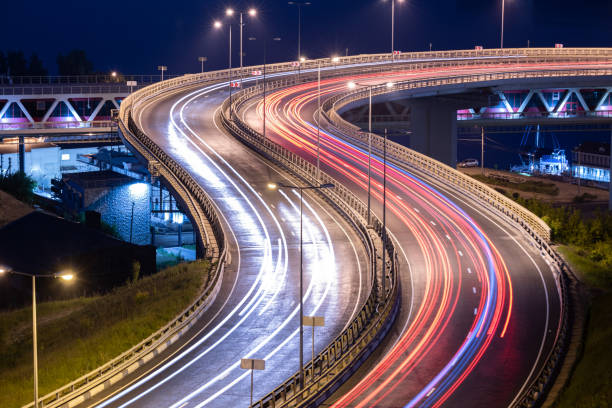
(240, 358, 265, 407)
(303, 315, 324, 379)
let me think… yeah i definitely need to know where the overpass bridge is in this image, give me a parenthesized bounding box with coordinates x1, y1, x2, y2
(19, 48, 612, 408)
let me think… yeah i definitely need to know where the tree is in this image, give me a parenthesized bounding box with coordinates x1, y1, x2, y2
(57, 50, 94, 76)
(28, 53, 47, 76)
(6, 51, 28, 76)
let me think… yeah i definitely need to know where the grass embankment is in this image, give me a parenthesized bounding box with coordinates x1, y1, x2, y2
(555, 246, 612, 408)
(471, 173, 560, 196)
(0, 260, 211, 408)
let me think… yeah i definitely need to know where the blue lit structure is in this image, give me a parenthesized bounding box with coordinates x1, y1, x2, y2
(572, 142, 610, 183)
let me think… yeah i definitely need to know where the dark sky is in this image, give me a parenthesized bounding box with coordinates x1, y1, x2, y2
(3, 0, 611, 75)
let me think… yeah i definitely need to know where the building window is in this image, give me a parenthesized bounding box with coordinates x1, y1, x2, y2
(61, 154, 70, 161)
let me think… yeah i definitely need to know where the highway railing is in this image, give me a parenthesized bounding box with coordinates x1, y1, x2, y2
(0, 120, 116, 131)
(222, 81, 401, 408)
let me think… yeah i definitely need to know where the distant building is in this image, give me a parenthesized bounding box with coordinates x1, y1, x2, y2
(572, 142, 610, 184)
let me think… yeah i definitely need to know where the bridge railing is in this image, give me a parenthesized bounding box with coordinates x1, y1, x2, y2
(0, 120, 116, 131)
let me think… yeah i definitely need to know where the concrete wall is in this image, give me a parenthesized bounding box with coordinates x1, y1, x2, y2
(87, 182, 151, 245)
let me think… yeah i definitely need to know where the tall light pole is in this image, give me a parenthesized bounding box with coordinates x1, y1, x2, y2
(501, 0, 506, 49)
(215, 18, 234, 118)
(347, 81, 394, 225)
(249, 36, 281, 138)
(390, 0, 404, 60)
(288, 1, 311, 77)
(0, 267, 74, 408)
(382, 128, 388, 297)
(198, 56, 207, 73)
(157, 65, 167, 82)
(268, 181, 334, 390)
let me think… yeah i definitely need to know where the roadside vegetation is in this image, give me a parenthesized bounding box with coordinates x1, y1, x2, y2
(0, 172, 37, 204)
(0, 260, 211, 408)
(472, 173, 560, 196)
(492, 187, 612, 407)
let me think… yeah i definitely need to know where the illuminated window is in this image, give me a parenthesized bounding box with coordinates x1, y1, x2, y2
(61, 154, 70, 161)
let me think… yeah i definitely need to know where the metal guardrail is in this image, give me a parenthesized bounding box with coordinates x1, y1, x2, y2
(457, 110, 612, 120)
(0, 120, 116, 131)
(222, 82, 400, 408)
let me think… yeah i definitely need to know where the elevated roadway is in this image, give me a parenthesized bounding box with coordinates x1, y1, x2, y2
(236, 58, 612, 406)
(79, 82, 370, 407)
(49, 48, 612, 408)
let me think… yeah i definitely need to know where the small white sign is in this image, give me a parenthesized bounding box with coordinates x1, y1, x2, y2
(555, 43, 564, 48)
(240, 358, 265, 370)
(126, 81, 137, 87)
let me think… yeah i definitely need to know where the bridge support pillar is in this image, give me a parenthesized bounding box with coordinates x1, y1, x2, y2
(408, 100, 458, 167)
(18, 136, 25, 174)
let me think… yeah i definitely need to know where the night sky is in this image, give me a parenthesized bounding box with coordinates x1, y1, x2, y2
(3, 0, 611, 76)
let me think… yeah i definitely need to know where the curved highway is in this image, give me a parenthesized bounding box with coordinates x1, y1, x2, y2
(82, 82, 370, 407)
(236, 60, 612, 406)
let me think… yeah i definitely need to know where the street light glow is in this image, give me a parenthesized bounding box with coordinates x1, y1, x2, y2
(214, 20, 222, 28)
(248, 8, 257, 16)
(267, 183, 279, 190)
(386, 82, 395, 88)
(57, 273, 74, 281)
(300, 57, 306, 62)
(226, 8, 234, 16)
(331, 56, 340, 63)
(111, 71, 117, 77)
(347, 81, 356, 89)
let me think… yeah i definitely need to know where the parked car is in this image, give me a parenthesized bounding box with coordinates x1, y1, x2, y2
(458, 158, 479, 168)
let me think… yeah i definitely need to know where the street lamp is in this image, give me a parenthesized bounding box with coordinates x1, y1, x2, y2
(390, 0, 404, 60)
(500, 0, 507, 49)
(249, 36, 282, 139)
(288, 1, 310, 62)
(267, 181, 334, 389)
(0, 266, 75, 408)
(198, 56, 207, 73)
(157, 65, 167, 82)
(346, 80, 394, 226)
(214, 19, 234, 118)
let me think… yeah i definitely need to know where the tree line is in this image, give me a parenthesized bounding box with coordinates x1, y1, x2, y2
(0, 49, 95, 77)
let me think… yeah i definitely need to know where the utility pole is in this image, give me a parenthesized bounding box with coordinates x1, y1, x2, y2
(481, 126, 485, 175)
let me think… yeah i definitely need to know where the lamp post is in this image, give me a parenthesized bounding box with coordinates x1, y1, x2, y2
(267, 181, 334, 389)
(198, 56, 207, 73)
(347, 81, 394, 225)
(390, 0, 404, 60)
(157, 65, 167, 82)
(288, 1, 311, 78)
(214, 19, 234, 118)
(382, 128, 388, 297)
(248, 36, 281, 139)
(501, 0, 506, 49)
(0, 267, 74, 408)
